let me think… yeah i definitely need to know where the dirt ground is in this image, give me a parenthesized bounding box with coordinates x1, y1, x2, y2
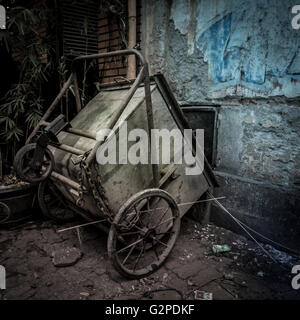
(0, 213, 299, 300)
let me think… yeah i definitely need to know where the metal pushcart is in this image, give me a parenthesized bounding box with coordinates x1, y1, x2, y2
(14, 50, 217, 278)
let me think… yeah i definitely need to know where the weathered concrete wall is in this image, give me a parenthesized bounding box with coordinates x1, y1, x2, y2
(217, 102, 300, 187)
(211, 171, 300, 249)
(142, 0, 300, 246)
(143, 0, 300, 100)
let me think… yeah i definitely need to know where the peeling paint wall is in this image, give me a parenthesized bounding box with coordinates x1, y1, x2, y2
(195, 0, 300, 99)
(143, 0, 300, 100)
(142, 0, 300, 241)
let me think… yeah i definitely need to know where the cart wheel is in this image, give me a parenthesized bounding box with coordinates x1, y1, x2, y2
(38, 179, 75, 222)
(14, 143, 54, 183)
(107, 188, 181, 279)
(0, 202, 11, 224)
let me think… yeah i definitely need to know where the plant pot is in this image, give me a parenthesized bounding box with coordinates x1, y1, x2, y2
(0, 182, 38, 226)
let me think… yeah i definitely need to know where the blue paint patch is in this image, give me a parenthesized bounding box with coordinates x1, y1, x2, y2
(193, 0, 300, 96)
(241, 59, 266, 85)
(287, 51, 300, 75)
(197, 14, 242, 83)
(170, 0, 190, 35)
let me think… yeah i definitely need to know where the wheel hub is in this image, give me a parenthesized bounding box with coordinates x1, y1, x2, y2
(144, 228, 156, 241)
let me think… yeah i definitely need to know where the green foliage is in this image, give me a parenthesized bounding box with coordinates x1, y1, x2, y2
(0, 1, 54, 168)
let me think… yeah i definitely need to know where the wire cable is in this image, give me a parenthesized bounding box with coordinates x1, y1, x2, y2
(208, 192, 300, 258)
(237, 219, 300, 257)
(207, 191, 280, 265)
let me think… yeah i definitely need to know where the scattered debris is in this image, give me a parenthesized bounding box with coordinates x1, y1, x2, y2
(162, 273, 168, 286)
(52, 247, 83, 267)
(80, 292, 89, 297)
(194, 290, 213, 300)
(257, 271, 264, 277)
(212, 244, 231, 253)
(264, 245, 296, 266)
(0, 174, 27, 187)
(223, 273, 234, 280)
(1, 218, 299, 300)
(187, 279, 194, 286)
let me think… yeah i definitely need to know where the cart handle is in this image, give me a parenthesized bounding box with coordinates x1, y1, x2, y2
(71, 49, 146, 71)
(26, 50, 147, 144)
(25, 49, 159, 187)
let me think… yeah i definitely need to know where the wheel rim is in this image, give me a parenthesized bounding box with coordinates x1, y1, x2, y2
(108, 189, 180, 278)
(14, 144, 53, 183)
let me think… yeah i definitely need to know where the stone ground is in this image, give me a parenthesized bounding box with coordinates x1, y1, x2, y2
(0, 213, 299, 300)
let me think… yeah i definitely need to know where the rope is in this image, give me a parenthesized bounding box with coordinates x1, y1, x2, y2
(56, 197, 225, 232)
(138, 196, 226, 214)
(207, 191, 296, 269)
(57, 218, 107, 233)
(236, 219, 300, 257)
(56, 192, 300, 268)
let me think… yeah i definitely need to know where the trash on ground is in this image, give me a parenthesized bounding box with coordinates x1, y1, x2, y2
(257, 271, 264, 277)
(223, 273, 234, 280)
(187, 279, 194, 286)
(79, 292, 89, 297)
(162, 273, 168, 285)
(212, 244, 231, 254)
(194, 290, 213, 300)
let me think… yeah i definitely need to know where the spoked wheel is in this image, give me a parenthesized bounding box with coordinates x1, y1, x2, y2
(38, 179, 75, 222)
(0, 202, 11, 224)
(107, 189, 181, 279)
(14, 143, 54, 183)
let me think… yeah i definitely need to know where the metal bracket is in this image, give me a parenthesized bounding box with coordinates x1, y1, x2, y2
(45, 114, 71, 145)
(30, 115, 70, 169)
(71, 154, 86, 166)
(71, 149, 92, 166)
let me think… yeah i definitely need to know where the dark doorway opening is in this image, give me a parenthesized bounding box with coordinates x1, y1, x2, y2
(181, 105, 219, 168)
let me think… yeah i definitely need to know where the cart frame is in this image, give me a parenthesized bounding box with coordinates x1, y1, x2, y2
(25, 49, 216, 189)
(14, 50, 217, 278)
